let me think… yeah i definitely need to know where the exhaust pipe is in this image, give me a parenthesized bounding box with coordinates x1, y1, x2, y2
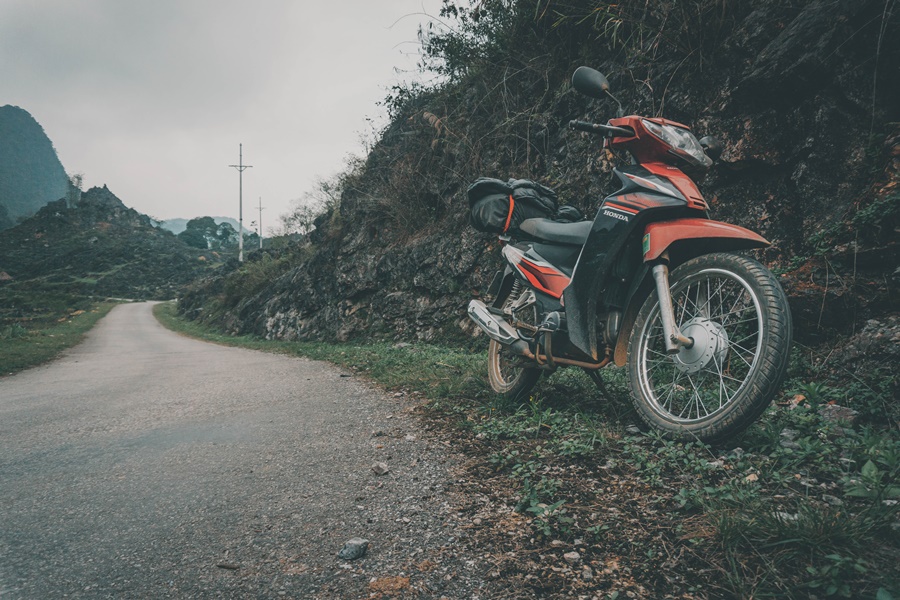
(467, 300, 530, 355)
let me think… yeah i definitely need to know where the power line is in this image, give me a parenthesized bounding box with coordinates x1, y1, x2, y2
(228, 144, 253, 262)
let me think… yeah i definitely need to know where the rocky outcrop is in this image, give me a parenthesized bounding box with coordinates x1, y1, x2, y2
(181, 0, 899, 344)
(0, 186, 216, 299)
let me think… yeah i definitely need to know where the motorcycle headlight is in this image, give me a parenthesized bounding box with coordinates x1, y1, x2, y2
(642, 119, 713, 169)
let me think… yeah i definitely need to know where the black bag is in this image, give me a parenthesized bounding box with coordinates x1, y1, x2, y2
(467, 177, 559, 233)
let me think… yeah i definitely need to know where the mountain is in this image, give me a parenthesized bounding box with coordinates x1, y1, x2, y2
(0, 105, 70, 229)
(0, 185, 220, 299)
(157, 216, 241, 235)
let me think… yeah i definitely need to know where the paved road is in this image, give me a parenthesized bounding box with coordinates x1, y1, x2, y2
(0, 303, 470, 599)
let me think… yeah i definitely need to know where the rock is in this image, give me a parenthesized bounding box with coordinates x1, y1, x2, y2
(338, 537, 369, 560)
(625, 425, 641, 435)
(779, 428, 801, 449)
(563, 551, 581, 565)
(745, 473, 759, 483)
(372, 462, 390, 476)
(581, 566, 594, 581)
(817, 404, 858, 425)
(550, 540, 567, 548)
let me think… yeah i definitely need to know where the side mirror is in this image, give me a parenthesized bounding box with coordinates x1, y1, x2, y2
(699, 135, 723, 162)
(572, 66, 610, 100)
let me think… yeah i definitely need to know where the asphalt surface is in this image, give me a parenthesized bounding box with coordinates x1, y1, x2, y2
(0, 302, 476, 599)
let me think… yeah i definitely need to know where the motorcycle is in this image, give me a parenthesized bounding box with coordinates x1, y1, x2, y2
(467, 66, 792, 443)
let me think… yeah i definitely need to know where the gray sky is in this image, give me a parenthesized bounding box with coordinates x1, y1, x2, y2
(1, 0, 442, 230)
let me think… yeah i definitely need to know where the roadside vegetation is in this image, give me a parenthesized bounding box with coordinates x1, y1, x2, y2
(0, 290, 117, 376)
(155, 301, 898, 598)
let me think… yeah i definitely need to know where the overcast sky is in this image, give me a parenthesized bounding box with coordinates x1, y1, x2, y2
(1, 0, 443, 230)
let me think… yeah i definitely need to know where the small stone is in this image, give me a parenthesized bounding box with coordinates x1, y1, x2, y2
(404, 434, 416, 442)
(550, 540, 567, 548)
(822, 494, 843, 506)
(563, 551, 581, 565)
(818, 404, 859, 425)
(625, 425, 641, 434)
(372, 462, 390, 476)
(473, 518, 482, 526)
(744, 473, 759, 482)
(779, 428, 801, 449)
(581, 566, 594, 581)
(338, 537, 369, 560)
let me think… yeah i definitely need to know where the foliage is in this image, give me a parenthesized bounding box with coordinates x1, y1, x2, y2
(276, 171, 346, 237)
(177, 216, 240, 250)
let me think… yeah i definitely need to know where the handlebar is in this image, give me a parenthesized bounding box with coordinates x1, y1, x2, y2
(568, 120, 634, 138)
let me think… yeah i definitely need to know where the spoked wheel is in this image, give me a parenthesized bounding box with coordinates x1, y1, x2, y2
(487, 289, 540, 402)
(627, 253, 792, 442)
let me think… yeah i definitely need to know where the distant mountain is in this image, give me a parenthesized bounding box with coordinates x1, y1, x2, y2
(0, 185, 221, 300)
(158, 216, 241, 235)
(0, 105, 70, 230)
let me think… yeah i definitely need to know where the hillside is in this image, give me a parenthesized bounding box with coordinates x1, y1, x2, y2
(0, 105, 70, 229)
(0, 185, 218, 300)
(181, 0, 899, 347)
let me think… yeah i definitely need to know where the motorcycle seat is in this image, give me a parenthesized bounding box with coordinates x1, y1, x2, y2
(519, 218, 592, 246)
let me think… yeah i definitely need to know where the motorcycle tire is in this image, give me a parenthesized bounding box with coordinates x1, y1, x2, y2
(626, 252, 792, 443)
(487, 291, 541, 403)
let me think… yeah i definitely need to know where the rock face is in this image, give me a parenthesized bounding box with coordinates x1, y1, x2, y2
(181, 0, 899, 344)
(0, 105, 70, 229)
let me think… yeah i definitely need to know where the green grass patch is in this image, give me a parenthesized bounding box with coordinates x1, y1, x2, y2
(0, 297, 118, 376)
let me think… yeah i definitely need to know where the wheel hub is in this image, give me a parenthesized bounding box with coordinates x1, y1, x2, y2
(673, 318, 728, 374)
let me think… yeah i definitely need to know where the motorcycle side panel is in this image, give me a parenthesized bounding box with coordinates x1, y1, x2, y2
(502, 243, 568, 310)
(564, 165, 701, 360)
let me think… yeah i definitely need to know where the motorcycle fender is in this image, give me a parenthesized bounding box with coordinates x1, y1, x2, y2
(612, 219, 770, 366)
(642, 218, 769, 262)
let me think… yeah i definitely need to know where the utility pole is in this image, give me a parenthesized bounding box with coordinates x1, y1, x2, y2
(257, 197, 265, 249)
(228, 144, 253, 262)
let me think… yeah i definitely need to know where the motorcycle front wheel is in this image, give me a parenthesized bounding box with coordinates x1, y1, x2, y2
(626, 253, 792, 443)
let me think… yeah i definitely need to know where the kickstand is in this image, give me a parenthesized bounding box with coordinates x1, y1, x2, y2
(585, 369, 610, 400)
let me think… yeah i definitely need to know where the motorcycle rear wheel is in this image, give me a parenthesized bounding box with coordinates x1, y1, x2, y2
(626, 253, 792, 442)
(487, 291, 540, 402)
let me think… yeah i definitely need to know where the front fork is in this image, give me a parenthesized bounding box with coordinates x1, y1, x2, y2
(651, 260, 694, 354)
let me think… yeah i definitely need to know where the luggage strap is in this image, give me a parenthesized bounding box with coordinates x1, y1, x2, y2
(503, 195, 515, 233)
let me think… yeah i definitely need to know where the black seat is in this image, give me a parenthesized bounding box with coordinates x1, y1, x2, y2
(518, 218, 591, 246)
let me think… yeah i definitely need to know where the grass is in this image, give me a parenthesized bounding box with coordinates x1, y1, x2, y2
(154, 301, 899, 598)
(0, 295, 119, 376)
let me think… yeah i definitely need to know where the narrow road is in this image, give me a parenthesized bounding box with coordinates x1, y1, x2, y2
(0, 303, 477, 599)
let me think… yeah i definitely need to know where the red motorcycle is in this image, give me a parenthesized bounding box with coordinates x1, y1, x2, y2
(467, 66, 792, 442)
